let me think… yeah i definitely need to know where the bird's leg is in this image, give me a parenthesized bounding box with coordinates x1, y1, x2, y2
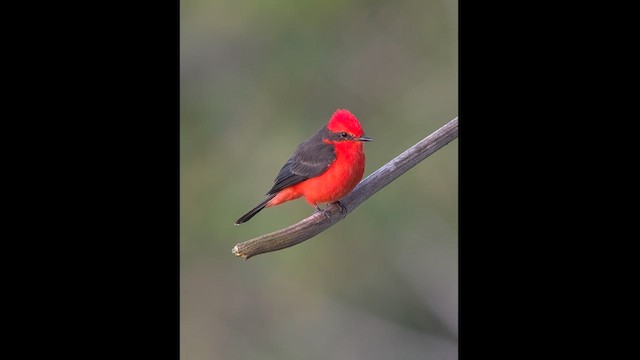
(315, 201, 347, 219)
(315, 203, 332, 219)
(334, 200, 347, 214)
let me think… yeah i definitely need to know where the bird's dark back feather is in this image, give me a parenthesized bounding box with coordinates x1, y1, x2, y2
(267, 126, 336, 195)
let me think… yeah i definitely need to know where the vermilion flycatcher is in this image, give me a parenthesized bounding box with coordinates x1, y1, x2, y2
(234, 109, 372, 224)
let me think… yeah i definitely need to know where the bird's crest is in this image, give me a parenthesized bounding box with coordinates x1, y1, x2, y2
(327, 109, 364, 137)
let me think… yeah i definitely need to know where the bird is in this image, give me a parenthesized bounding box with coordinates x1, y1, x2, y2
(234, 109, 372, 225)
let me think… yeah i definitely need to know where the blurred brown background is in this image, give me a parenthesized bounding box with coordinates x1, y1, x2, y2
(181, 0, 457, 358)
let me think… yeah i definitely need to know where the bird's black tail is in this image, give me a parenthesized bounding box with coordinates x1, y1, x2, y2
(234, 194, 277, 225)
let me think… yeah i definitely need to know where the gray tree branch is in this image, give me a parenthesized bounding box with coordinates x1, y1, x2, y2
(232, 117, 458, 260)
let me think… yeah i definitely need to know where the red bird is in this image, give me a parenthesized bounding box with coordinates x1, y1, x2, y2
(234, 109, 372, 225)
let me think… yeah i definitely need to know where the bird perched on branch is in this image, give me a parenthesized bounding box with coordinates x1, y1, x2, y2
(234, 109, 372, 225)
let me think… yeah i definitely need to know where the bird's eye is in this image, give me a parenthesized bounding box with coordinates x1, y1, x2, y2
(340, 132, 348, 138)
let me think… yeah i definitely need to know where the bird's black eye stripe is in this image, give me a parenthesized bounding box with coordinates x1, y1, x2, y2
(327, 131, 352, 141)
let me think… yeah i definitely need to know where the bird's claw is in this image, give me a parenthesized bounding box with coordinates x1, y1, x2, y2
(315, 201, 347, 219)
(315, 205, 330, 219)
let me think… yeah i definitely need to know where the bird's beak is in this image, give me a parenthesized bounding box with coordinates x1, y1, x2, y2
(355, 135, 373, 142)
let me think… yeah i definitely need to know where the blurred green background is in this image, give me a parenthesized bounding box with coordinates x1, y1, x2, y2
(181, 0, 457, 359)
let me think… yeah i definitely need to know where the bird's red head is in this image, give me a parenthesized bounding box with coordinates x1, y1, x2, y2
(326, 109, 368, 139)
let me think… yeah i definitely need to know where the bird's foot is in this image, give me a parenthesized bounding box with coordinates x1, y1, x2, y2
(315, 201, 347, 219)
(315, 204, 331, 219)
(334, 200, 347, 214)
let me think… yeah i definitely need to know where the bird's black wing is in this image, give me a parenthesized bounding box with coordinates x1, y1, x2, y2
(266, 127, 336, 195)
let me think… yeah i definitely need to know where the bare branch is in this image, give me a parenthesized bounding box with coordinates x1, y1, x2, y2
(232, 117, 458, 260)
